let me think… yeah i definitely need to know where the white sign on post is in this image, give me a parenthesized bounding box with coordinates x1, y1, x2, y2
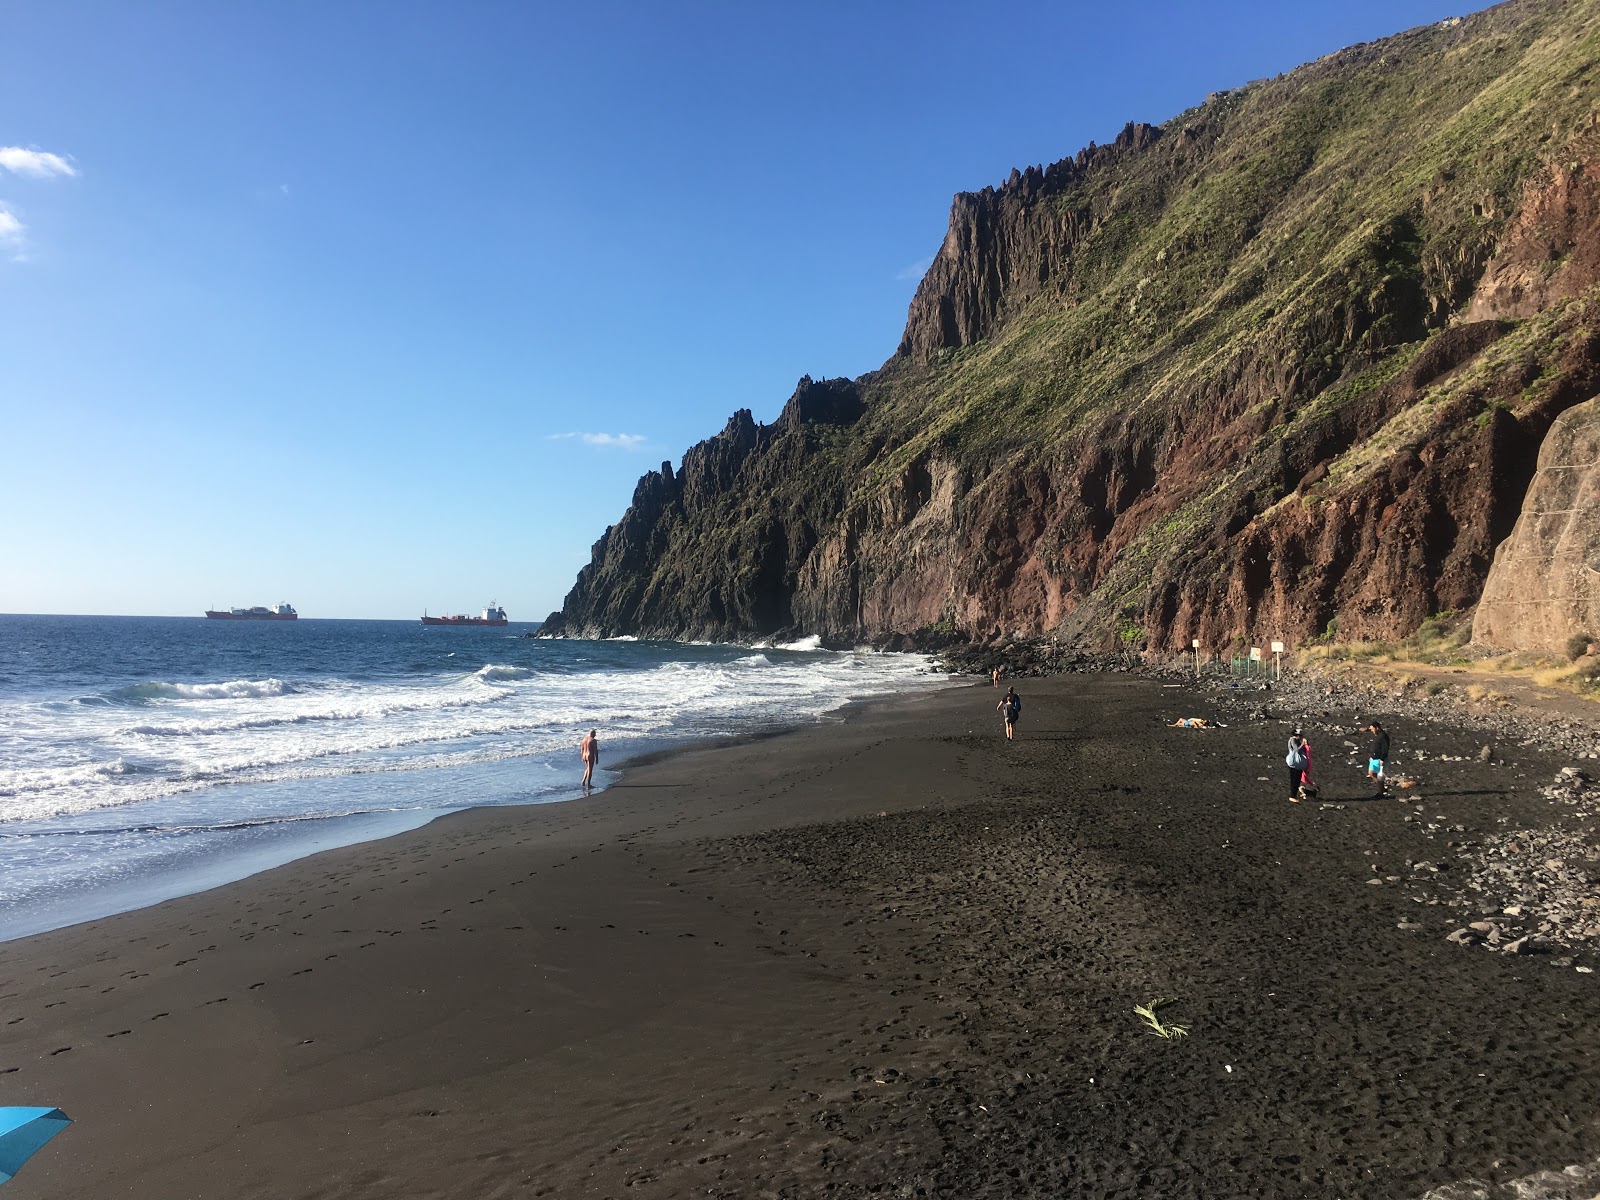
(1270, 641, 1284, 654)
(1271, 639, 1284, 681)
(1249, 646, 1262, 661)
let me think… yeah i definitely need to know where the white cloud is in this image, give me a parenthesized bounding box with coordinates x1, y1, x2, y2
(0, 147, 76, 179)
(0, 204, 25, 256)
(547, 432, 648, 449)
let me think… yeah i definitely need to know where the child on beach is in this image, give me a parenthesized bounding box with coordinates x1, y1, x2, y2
(1366, 720, 1390, 798)
(998, 687, 1021, 740)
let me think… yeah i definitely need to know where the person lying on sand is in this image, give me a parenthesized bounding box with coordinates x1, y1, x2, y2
(1169, 717, 1209, 728)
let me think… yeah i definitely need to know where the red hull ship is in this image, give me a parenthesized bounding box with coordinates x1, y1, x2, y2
(206, 603, 298, 621)
(421, 602, 508, 627)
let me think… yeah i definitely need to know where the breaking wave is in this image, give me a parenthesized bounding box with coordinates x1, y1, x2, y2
(473, 664, 536, 683)
(88, 677, 294, 705)
(1, 630, 948, 860)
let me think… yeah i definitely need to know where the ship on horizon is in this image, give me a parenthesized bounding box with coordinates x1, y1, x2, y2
(421, 602, 508, 627)
(205, 603, 298, 621)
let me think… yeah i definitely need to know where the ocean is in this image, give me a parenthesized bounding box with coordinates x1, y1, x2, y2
(0, 615, 947, 941)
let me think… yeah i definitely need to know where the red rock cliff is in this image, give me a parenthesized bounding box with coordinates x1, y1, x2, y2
(544, 0, 1600, 653)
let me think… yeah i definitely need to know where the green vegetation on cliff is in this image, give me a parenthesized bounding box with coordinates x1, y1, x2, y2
(545, 0, 1600, 649)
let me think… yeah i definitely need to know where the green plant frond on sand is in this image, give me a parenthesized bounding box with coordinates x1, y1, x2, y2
(1134, 998, 1190, 1040)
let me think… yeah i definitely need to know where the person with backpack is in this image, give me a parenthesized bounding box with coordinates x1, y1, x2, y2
(997, 687, 1022, 741)
(1285, 728, 1311, 802)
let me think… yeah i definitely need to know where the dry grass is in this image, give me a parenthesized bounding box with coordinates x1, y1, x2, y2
(1296, 609, 1600, 708)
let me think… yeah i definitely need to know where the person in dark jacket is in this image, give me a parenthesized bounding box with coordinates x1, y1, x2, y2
(997, 687, 1021, 740)
(1366, 720, 1391, 796)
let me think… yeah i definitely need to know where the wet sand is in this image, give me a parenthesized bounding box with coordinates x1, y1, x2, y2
(4, 675, 1600, 1199)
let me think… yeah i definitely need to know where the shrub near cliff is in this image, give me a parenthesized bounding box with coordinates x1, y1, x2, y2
(544, 0, 1600, 651)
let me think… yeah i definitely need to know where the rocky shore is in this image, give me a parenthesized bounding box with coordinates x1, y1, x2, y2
(940, 635, 1600, 978)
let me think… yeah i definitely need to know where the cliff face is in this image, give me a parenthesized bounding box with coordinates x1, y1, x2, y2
(545, 0, 1600, 652)
(1474, 395, 1600, 652)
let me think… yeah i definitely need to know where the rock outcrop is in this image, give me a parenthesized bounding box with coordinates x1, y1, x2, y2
(897, 122, 1164, 364)
(1474, 395, 1600, 653)
(545, 0, 1600, 652)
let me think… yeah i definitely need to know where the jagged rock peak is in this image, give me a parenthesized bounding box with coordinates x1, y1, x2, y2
(898, 120, 1164, 362)
(777, 375, 864, 431)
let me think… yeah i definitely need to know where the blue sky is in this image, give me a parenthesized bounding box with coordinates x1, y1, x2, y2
(0, 0, 1480, 619)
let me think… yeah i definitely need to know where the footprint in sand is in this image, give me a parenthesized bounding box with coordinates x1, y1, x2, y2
(105, 1030, 132, 1039)
(249, 982, 265, 990)
(49, 1047, 71, 1055)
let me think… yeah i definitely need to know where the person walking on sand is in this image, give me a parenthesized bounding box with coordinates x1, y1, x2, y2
(580, 728, 599, 791)
(992, 667, 1001, 688)
(998, 687, 1021, 740)
(1366, 720, 1391, 798)
(1285, 728, 1311, 802)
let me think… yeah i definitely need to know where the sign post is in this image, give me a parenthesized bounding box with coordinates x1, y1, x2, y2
(1249, 646, 1262, 679)
(1271, 640, 1284, 681)
(1191, 637, 1200, 678)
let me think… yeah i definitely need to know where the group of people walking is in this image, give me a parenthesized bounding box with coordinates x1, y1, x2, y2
(1286, 720, 1390, 802)
(577, 669, 1398, 804)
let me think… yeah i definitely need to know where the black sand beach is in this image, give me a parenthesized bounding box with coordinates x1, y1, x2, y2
(4, 675, 1600, 1199)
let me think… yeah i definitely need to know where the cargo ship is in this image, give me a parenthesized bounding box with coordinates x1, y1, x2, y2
(420, 602, 508, 627)
(205, 603, 298, 621)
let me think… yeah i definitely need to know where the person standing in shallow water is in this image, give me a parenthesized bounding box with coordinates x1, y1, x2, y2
(997, 687, 1021, 740)
(580, 728, 599, 791)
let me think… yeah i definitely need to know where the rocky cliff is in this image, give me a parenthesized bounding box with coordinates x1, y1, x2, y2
(543, 0, 1600, 653)
(1475, 395, 1600, 652)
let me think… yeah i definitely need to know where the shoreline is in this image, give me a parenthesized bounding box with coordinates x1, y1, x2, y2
(1, 670, 958, 945)
(4, 674, 1600, 1198)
